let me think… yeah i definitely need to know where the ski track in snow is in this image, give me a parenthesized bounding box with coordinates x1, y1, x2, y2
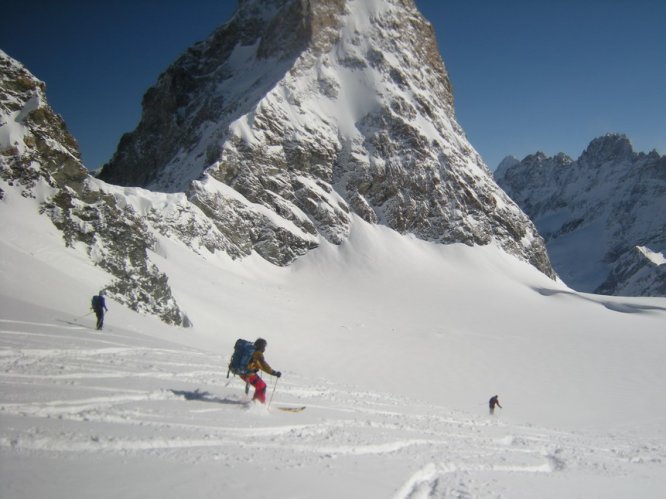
(1, 319, 664, 498)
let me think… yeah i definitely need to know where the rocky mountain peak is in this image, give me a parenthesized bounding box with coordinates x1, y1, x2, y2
(97, 0, 555, 278)
(0, 50, 85, 190)
(579, 133, 635, 166)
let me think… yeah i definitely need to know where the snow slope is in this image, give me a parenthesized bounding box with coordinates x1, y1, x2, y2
(1, 180, 666, 498)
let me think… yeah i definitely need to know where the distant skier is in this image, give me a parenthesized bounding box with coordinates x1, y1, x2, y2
(241, 338, 281, 404)
(489, 395, 502, 415)
(91, 290, 108, 330)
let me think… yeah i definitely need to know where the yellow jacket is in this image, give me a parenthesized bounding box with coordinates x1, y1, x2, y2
(248, 350, 274, 375)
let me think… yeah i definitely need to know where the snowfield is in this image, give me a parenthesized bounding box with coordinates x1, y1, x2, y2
(1, 182, 665, 498)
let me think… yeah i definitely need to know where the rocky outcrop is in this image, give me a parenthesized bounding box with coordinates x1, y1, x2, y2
(495, 134, 666, 296)
(0, 50, 190, 325)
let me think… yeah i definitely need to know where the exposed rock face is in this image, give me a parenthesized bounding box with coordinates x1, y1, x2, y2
(0, 50, 190, 325)
(99, 0, 555, 277)
(495, 134, 666, 296)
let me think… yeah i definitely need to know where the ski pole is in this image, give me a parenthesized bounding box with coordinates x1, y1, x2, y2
(267, 376, 279, 408)
(74, 311, 94, 322)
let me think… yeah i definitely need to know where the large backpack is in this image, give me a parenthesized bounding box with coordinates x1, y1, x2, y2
(91, 295, 100, 310)
(227, 339, 256, 377)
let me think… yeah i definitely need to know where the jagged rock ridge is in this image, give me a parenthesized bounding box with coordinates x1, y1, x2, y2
(100, 0, 555, 278)
(0, 50, 191, 325)
(495, 134, 666, 297)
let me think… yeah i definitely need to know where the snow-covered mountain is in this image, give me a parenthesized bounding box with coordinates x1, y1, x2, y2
(495, 134, 666, 297)
(99, 0, 554, 277)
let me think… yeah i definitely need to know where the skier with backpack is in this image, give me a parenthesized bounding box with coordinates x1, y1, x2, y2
(228, 338, 281, 404)
(91, 290, 108, 330)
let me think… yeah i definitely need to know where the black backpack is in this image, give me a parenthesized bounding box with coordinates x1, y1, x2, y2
(91, 295, 100, 310)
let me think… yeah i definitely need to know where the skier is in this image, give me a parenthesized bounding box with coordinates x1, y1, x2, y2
(240, 338, 281, 404)
(489, 395, 502, 415)
(91, 290, 108, 330)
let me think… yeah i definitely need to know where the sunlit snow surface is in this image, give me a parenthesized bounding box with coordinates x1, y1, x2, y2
(2, 177, 665, 498)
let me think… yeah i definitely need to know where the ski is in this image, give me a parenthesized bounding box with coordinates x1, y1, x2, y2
(274, 406, 306, 412)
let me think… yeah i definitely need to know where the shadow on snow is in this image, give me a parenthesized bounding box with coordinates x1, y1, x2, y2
(169, 389, 246, 406)
(533, 287, 666, 315)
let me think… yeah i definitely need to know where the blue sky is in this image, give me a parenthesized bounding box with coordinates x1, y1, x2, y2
(2, 0, 664, 170)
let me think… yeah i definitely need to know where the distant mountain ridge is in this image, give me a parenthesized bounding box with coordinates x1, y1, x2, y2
(495, 134, 666, 296)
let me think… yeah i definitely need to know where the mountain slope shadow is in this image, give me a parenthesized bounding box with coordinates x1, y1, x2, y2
(534, 287, 666, 314)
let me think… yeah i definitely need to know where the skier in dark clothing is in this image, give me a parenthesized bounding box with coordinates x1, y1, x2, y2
(489, 395, 502, 415)
(91, 291, 108, 330)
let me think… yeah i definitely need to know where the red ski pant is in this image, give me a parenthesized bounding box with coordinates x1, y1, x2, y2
(241, 374, 267, 403)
